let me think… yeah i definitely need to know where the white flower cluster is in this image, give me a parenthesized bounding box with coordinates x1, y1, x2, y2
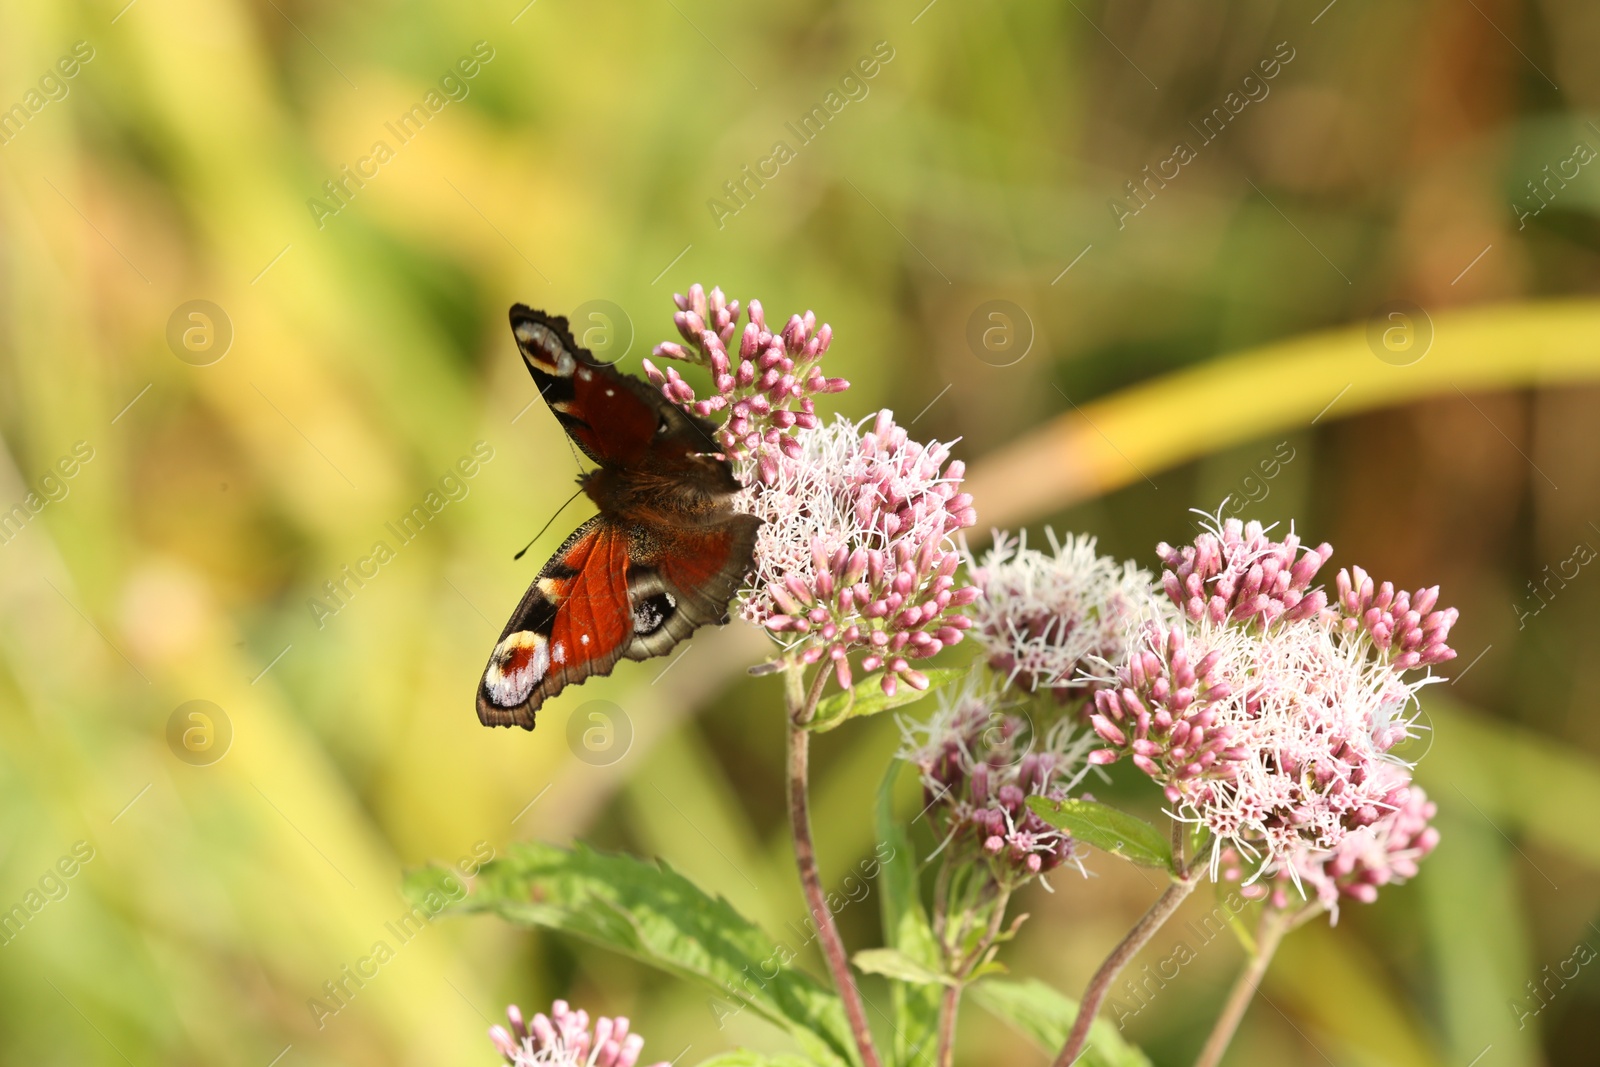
(966, 529, 1164, 693)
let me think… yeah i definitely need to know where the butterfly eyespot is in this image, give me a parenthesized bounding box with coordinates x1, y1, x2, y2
(632, 591, 677, 635)
(516, 321, 578, 377)
(484, 631, 549, 708)
(655, 417, 669, 436)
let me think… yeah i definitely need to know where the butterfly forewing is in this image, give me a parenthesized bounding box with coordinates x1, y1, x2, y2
(478, 518, 633, 728)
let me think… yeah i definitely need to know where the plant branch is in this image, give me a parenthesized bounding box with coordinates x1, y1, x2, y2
(955, 883, 1012, 975)
(935, 880, 1013, 1067)
(935, 983, 961, 1067)
(932, 858, 953, 943)
(1191, 906, 1292, 1067)
(800, 658, 832, 724)
(1051, 872, 1199, 1066)
(785, 665, 882, 1067)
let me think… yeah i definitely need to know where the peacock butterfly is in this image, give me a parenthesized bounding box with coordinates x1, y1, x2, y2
(476, 305, 760, 730)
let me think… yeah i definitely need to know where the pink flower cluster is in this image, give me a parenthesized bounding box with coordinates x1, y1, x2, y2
(644, 284, 848, 484)
(741, 410, 978, 695)
(489, 1001, 665, 1067)
(1089, 516, 1456, 874)
(899, 683, 1094, 884)
(1222, 773, 1439, 923)
(641, 286, 976, 695)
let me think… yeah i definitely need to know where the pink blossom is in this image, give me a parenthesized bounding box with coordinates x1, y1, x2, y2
(1091, 513, 1457, 874)
(643, 283, 848, 484)
(738, 410, 977, 694)
(1334, 566, 1458, 669)
(489, 1001, 665, 1067)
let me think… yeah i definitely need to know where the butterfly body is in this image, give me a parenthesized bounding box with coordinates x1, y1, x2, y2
(476, 306, 759, 730)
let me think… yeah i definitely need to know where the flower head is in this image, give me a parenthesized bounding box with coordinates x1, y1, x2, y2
(1222, 774, 1439, 923)
(898, 678, 1096, 885)
(967, 529, 1163, 695)
(1089, 513, 1457, 874)
(644, 283, 849, 484)
(489, 1001, 666, 1067)
(740, 410, 978, 694)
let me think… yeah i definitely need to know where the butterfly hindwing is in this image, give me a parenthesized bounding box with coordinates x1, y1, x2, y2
(622, 514, 763, 661)
(476, 513, 762, 730)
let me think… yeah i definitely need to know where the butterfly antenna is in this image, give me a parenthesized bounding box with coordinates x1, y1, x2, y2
(513, 486, 586, 560)
(564, 435, 587, 471)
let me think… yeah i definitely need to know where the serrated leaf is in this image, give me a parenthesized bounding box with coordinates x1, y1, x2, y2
(853, 948, 951, 987)
(809, 668, 964, 732)
(876, 761, 944, 1066)
(402, 843, 857, 1067)
(970, 979, 1152, 1067)
(1026, 797, 1172, 869)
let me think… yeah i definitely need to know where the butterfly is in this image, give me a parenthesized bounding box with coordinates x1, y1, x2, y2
(476, 306, 761, 730)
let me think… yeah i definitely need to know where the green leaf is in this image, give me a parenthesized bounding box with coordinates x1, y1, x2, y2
(966, 958, 1009, 982)
(876, 761, 944, 1066)
(1026, 797, 1172, 869)
(969, 979, 1152, 1067)
(694, 1054, 821, 1067)
(403, 843, 858, 1067)
(852, 948, 952, 987)
(809, 668, 964, 732)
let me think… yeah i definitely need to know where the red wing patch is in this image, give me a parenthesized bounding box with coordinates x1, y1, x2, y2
(564, 359, 659, 466)
(477, 517, 634, 729)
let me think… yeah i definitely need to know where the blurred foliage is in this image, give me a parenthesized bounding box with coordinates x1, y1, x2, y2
(2, 0, 1599, 1065)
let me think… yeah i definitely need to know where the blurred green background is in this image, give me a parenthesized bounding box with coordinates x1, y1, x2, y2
(2, 0, 1599, 1064)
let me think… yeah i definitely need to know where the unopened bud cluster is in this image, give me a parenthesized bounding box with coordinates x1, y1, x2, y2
(644, 284, 848, 484)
